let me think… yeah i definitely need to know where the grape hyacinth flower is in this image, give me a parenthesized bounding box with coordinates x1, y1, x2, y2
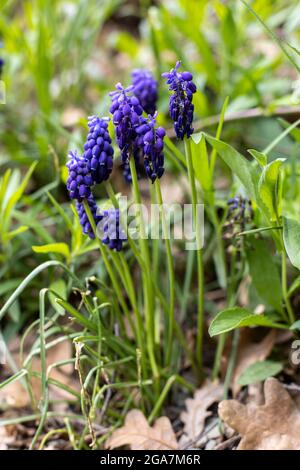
(100, 208, 127, 251)
(0, 58, 3, 77)
(83, 116, 114, 184)
(162, 61, 197, 140)
(76, 195, 102, 239)
(131, 69, 158, 115)
(109, 83, 144, 164)
(136, 112, 166, 183)
(66, 151, 93, 201)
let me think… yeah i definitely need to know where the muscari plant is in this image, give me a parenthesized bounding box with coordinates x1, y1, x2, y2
(1, 58, 300, 449)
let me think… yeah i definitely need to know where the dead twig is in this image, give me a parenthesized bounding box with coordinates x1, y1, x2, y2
(166, 105, 300, 138)
(215, 435, 241, 450)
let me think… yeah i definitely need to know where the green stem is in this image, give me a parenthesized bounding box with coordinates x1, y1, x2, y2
(119, 252, 147, 373)
(129, 157, 159, 379)
(184, 138, 204, 378)
(281, 250, 295, 325)
(212, 250, 238, 380)
(82, 200, 131, 322)
(223, 329, 240, 400)
(154, 179, 175, 366)
(150, 183, 159, 279)
(104, 181, 146, 269)
(30, 289, 49, 449)
(148, 374, 194, 424)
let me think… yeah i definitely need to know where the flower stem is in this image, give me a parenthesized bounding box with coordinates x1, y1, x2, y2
(184, 137, 204, 378)
(154, 179, 175, 367)
(82, 200, 131, 323)
(129, 157, 159, 379)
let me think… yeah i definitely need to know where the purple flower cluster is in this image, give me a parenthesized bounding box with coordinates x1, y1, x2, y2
(66, 151, 92, 201)
(136, 113, 165, 183)
(109, 82, 166, 184)
(66, 61, 196, 247)
(162, 61, 196, 139)
(83, 116, 114, 184)
(66, 117, 117, 244)
(131, 69, 158, 115)
(75, 196, 102, 239)
(100, 209, 127, 252)
(109, 83, 143, 163)
(0, 58, 4, 77)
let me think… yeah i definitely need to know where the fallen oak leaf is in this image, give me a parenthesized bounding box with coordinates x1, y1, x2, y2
(219, 378, 300, 450)
(180, 381, 223, 445)
(105, 409, 178, 450)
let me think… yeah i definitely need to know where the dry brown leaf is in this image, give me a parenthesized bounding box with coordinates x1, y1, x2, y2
(180, 381, 223, 445)
(219, 378, 300, 450)
(105, 409, 178, 450)
(232, 330, 276, 396)
(0, 425, 14, 450)
(0, 338, 79, 408)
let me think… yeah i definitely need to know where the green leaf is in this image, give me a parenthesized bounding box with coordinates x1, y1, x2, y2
(288, 276, 300, 298)
(209, 307, 285, 337)
(47, 191, 73, 232)
(113, 31, 138, 58)
(2, 162, 37, 232)
(204, 134, 259, 202)
(191, 133, 211, 193)
(55, 298, 96, 331)
(49, 280, 67, 315)
(258, 158, 285, 221)
(248, 149, 267, 167)
(283, 217, 300, 271)
(247, 238, 282, 312)
(240, 0, 300, 73)
(2, 225, 28, 242)
(290, 320, 300, 331)
(237, 360, 283, 386)
(32, 243, 70, 261)
(263, 118, 300, 155)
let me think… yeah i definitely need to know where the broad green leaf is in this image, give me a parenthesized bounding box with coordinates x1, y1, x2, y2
(248, 149, 267, 167)
(32, 243, 70, 261)
(258, 158, 285, 221)
(283, 217, 300, 271)
(209, 307, 285, 337)
(290, 320, 300, 331)
(191, 133, 211, 193)
(204, 135, 259, 202)
(247, 238, 282, 312)
(237, 360, 283, 386)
